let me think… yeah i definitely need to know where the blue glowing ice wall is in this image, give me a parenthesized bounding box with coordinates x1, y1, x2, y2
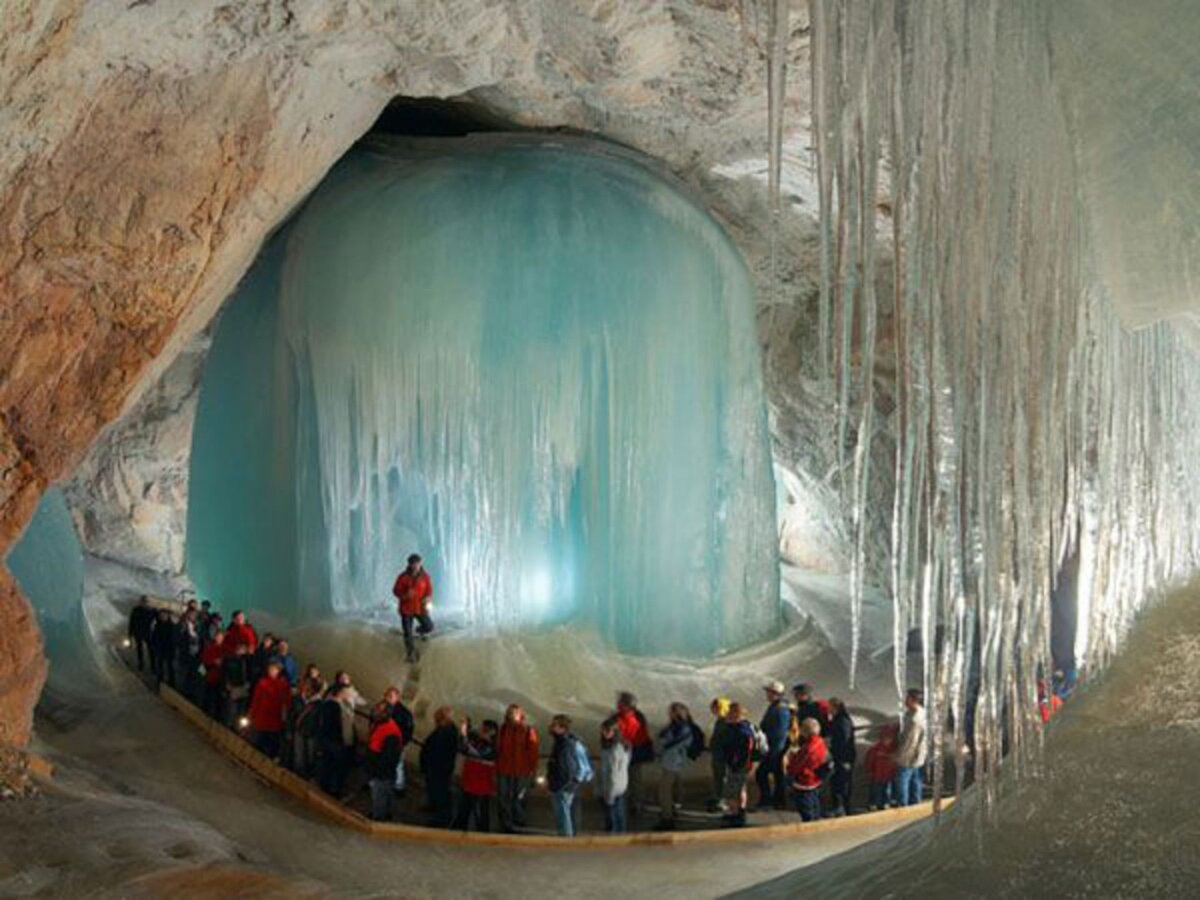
(188, 136, 779, 657)
(6, 487, 86, 663)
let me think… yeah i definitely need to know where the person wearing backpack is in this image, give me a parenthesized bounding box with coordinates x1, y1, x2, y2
(756, 680, 793, 810)
(654, 702, 698, 831)
(720, 702, 756, 827)
(708, 697, 732, 812)
(547, 714, 592, 836)
(785, 717, 829, 821)
(365, 702, 404, 821)
(614, 692, 653, 815)
(382, 685, 415, 795)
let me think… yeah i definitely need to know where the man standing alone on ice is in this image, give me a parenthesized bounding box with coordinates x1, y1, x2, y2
(393, 553, 434, 663)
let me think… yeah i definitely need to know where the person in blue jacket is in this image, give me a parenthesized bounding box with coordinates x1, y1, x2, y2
(756, 680, 793, 810)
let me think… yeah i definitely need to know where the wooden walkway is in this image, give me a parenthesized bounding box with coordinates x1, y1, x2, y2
(156, 683, 953, 850)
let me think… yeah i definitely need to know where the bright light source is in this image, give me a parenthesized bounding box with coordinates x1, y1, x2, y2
(238, 716, 251, 730)
(535, 775, 547, 788)
(121, 638, 132, 649)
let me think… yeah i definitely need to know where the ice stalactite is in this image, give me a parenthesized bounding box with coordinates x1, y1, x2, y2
(809, 0, 1200, 808)
(188, 136, 779, 659)
(764, 0, 789, 309)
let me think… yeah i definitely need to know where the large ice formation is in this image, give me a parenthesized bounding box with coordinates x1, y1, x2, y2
(187, 136, 779, 658)
(806, 0, 1200, 807)
(6, 488, 86, 662)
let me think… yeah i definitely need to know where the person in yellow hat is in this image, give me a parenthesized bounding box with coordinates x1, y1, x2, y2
(708, 696, 733, 811)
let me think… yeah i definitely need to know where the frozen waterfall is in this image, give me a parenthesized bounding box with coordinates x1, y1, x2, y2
(6, 487, 87, 663)
(187, 136, 779, 658)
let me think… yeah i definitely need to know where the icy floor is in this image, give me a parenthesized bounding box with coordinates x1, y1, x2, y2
(285, 603, 900, 743)
(0, 658, 915, 899)
(739, 580, 1200, 899)
(0, 561, 922, 898)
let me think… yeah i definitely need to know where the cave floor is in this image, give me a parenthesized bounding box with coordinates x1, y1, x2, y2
(0, 661, 919, 899)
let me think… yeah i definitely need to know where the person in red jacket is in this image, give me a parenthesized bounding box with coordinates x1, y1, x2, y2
(615, 691, 654, 814)
(865, 723, 899, 809)
(496, 704, 540, 832)
(248, 660, 291, 760)
(455, 718, 499, 832)
(365, 703, 405, 821)
(224, 610, 259, 656)
(1038, 678, 1063, 723)
(785, 717, 828, 822)
(200, 630, 225, 721)
(392, 553, 433, 663)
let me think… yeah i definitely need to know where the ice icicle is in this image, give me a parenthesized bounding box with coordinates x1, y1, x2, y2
(764, 0, 789, 311)
(188, 136, 780, 660)
(809, 0, 1200, 808)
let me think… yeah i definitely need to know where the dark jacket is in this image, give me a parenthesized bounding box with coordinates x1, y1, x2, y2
(176, 620, 201, 660)
(547, 732, 585, 793)
(795, 700, 828, 736)
(128, 604, 155, 641)
(150, 618, 176, 656)
(709, 718, 733, 770)
(760, 700, 792, 754)
(365, 725, 403, 780)
(222, 653, 251, 692)
(829, 709, 856, 765)
(420, 724, 459, 781)
(389, 701, 415, 745)
(722, 720, 756, 772)
(316, 697, 345, 743)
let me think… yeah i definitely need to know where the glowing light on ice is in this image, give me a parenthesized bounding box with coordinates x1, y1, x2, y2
(187, 136, 779, 658)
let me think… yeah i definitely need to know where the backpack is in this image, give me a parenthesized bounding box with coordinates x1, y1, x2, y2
(726, 723, 755, 772)
(630, 710, 655, 764)
(392, 702, 415, 745)
(686, 721, 706, 761)
(571, 736, 594, 785)
(749, 724, 771, 762)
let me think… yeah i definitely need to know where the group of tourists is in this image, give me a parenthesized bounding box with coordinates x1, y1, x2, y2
(125, 555, 935, 838)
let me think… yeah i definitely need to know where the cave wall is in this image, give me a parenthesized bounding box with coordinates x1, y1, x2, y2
(0, 0, 828, 744)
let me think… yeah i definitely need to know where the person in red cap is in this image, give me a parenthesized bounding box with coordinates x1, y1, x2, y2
(393, 553, 433, 663)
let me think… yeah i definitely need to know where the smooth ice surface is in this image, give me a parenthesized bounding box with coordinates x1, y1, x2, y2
(5, 487, 87, 662)
(188, 135, 779, 658)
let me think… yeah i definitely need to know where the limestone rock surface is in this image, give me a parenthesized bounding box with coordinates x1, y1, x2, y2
(0, 0, 831, 743)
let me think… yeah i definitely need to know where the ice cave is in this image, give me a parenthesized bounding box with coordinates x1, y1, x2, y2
(4, 1, 1200, 897)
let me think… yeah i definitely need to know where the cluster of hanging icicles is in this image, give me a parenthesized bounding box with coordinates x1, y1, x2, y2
(751, 0, 1200, 809)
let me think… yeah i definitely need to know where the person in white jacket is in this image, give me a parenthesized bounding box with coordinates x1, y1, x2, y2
(894, 688, 927, 806)
(598, 718, 631, 833)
